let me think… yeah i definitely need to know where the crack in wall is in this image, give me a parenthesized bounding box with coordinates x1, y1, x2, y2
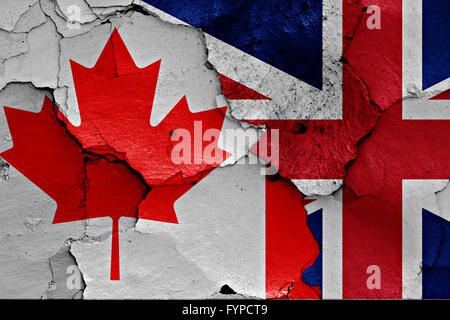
(43, 243, 86, 299)
(0, 158, 9, 180)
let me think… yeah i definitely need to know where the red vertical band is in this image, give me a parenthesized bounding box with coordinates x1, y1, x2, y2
(111, 218, 120, 281)
(342, 0, 403, 298)
(265, 177, 320, 299)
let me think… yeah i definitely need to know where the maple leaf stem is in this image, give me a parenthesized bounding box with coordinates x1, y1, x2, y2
(110, 217, 120, 280)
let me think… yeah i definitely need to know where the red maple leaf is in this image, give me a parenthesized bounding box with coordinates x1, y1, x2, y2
(0, 29, 229, 280)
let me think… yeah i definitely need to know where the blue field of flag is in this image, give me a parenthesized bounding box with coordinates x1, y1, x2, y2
(143, 0, 323, 89)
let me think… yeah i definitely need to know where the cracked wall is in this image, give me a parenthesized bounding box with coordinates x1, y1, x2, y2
(0, 0, 448, 300)
(0, 0, 272, 299)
